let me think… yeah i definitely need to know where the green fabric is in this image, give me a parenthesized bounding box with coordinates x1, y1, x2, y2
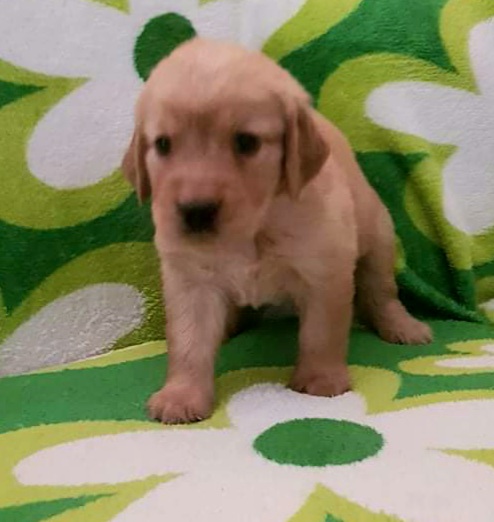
(3, 1, 494, 519)
(272, 0, 494, 323)
(2, 319, 494, 520)
(134, 13, 197, 80)
(0, 496, 108, 522)
(253, 418, 384, 466)
(1, 1, 494, 372)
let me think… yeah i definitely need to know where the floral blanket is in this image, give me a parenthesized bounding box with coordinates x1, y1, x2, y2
(2, 2, 494, 520)
(1, 0, 494, 374)
(1, 318, 494, 521)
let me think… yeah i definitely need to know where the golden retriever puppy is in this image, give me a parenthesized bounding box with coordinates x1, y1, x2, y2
(122, 38, 432, 424)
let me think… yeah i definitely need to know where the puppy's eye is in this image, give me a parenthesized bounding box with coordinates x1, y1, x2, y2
(234, 133, 260, 156)
(155, 136, 171, 156)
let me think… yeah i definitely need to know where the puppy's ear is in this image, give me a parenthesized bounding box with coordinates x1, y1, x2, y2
(283, 99, 329, 199)
(122, 129, 151, 203)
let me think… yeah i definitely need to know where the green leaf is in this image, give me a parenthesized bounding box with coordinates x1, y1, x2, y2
(325, 514, 345, 522)
(0, 79, 43, 109)
(0, 495, 108, 522)
(89, 0, 128, 11)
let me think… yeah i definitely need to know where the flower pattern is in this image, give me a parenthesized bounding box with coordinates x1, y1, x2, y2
(401, 338, 494, 376)
(366, 18, 494, 235)
(2, 1, 494, 520)
(0, 0, 305, 190)
(14, 378, 494, 521)
(0, 283, 145, 376)
(0, 0, 305, 373)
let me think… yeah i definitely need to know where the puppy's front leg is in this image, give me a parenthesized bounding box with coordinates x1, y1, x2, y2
(148, 274, 229, 424)
(290, 276, 353, 397)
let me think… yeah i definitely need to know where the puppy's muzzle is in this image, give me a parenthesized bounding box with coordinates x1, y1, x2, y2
(177, 200, 222, 234)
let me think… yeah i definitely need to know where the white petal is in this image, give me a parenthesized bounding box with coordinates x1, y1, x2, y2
(470, 18, 494, 99)
(369, 400, 494, 450)
(112, 468, 313, 522)
(366, 81, 481, 145)
(28, 76, 140, 189)
(368, 400, 494, 449)
(15, 429, 232, 486)
(186, 1, 241, 42)
(227, 384, 366, 438)
(127, 0, 194, 25)
(191, 0, 306, 50)
(442, 149, 494, 234)
(322, 449, 494, 522)
(0, 284, 144, 376)
(0, 0, 130, 77)
(437, 356, 494, 369)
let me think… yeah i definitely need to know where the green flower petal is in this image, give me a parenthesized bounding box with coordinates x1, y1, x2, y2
(263, 0, 363, 60)
(445, 449, 494, 471)
(0, 79, 42, 109)
(294, 484, 404, 522)
(0, 496, 108, 522)
(90, 0, 128, 11)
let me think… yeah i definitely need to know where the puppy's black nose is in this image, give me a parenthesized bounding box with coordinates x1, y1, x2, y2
(177, 200, 221, 234)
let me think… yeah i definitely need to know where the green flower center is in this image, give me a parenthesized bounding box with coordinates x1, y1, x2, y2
(134, 13, 196, 81)
(253, 418, 383, 467)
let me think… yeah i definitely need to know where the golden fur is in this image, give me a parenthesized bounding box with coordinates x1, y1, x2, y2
(122, 38, 432, 424)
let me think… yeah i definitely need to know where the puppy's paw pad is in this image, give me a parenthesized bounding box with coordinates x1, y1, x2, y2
(147, 385, 213, 424)
(380, 317, 432, 345)
(289, 367, 350, 397)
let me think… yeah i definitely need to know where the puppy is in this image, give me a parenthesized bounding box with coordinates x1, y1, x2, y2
(122, 38, 432, 424)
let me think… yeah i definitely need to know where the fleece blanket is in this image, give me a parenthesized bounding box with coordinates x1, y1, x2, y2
(1, 318, 494, 521)
(0, 1, 494, 369)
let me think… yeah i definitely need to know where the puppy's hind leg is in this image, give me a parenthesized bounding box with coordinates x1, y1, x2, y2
(356, 212, 432, 345)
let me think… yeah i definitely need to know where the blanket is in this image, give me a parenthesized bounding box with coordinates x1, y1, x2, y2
(1, 319, 494, 521)
(2, 2, 494, 520)
(0, 0, 493, 373)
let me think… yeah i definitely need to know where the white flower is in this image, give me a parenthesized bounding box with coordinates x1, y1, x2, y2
(436, 343, 494, 370)
(366, 17, 494, 235)
(0, 283, 144, 376)
(0, 0, 304, 190)
(14, 382, 494, 521)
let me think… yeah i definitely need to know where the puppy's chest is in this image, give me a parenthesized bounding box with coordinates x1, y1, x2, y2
(215, 253, 295, 308)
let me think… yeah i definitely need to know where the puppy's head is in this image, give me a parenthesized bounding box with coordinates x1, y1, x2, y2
(122, 38, 328, 248)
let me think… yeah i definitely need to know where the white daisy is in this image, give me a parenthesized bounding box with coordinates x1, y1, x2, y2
(0, 283, 144, 376)
(0, 0, 304, 189)
(366, 17, 494, 235)
(14, 381, 494, 521)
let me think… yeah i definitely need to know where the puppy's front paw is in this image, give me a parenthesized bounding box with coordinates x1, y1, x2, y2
(289, 365, 351, 397)
(147, 383, 214, 424)
(379, 316, 432, 345)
